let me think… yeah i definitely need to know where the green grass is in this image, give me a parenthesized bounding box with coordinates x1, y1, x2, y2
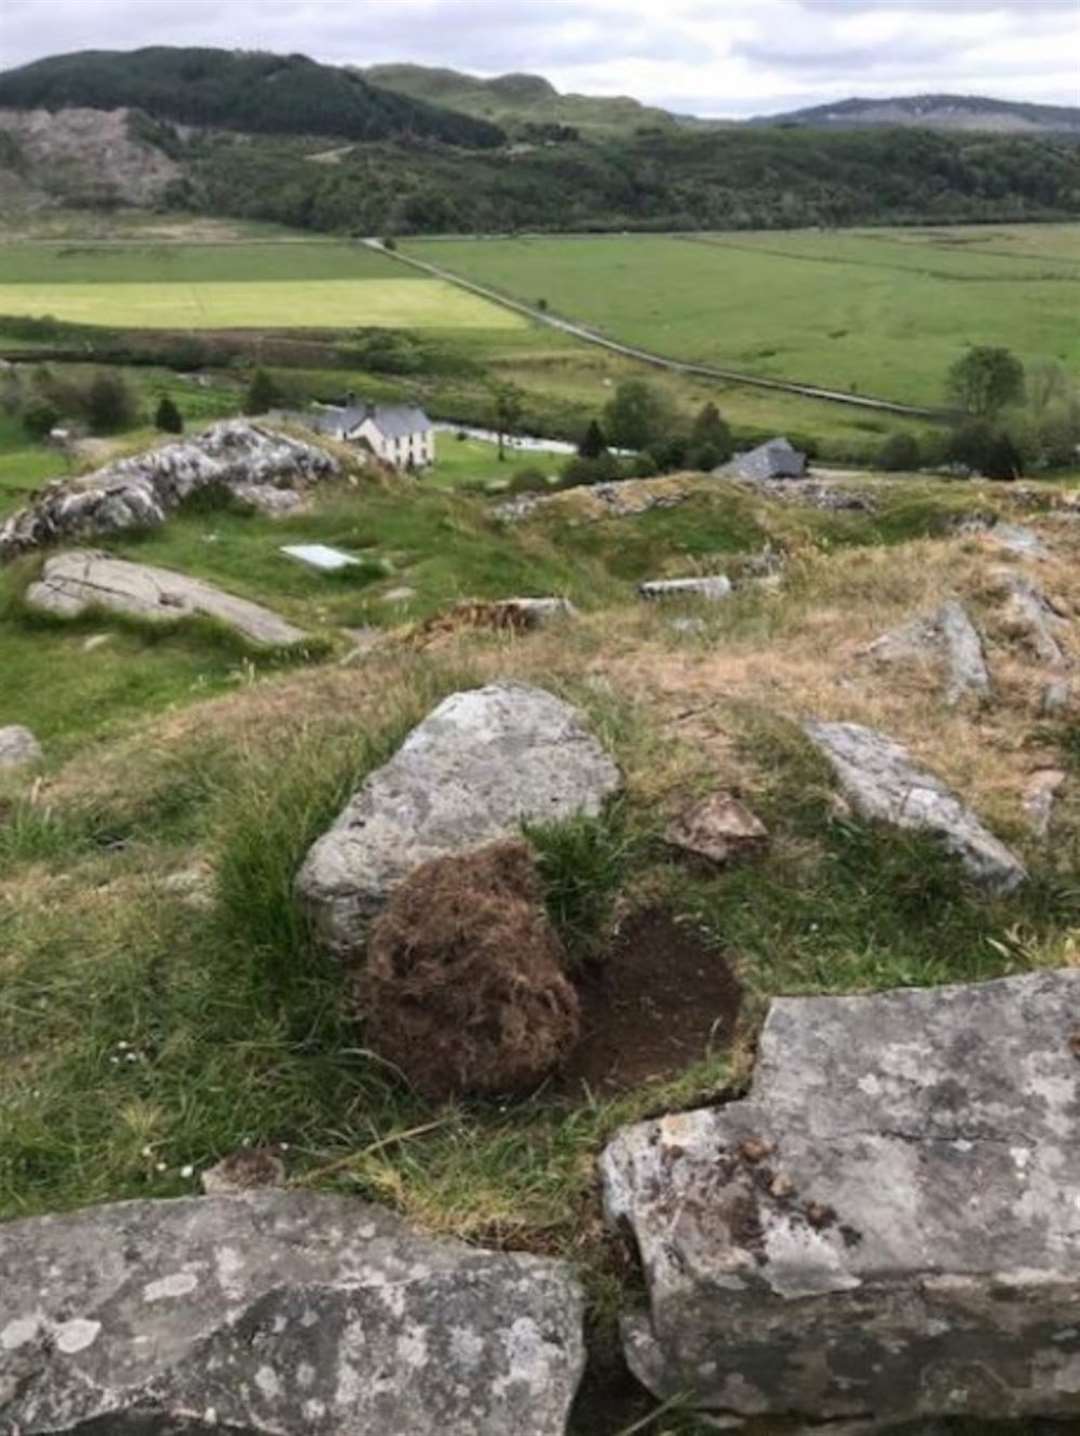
(0, 240, 522, 330)
(403, 225, 1080, 408)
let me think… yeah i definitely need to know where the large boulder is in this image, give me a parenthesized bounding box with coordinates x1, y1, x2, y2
(0, 421, 338, 562)
(863, 600, 991, 706)
(0, 1189, 585, 1435)
(0, 724, 42, 770)
(601, 968, 1080, 1430)
(25, 551, 308, 648)
(804, 719, 1026, 892)
(297, 682, 622, 954)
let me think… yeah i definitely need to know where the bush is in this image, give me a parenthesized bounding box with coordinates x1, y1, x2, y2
(354, 841, 580, 1100)
(21, 400, 59, 439)
(154, 395, 184, 434)
(945, 419, 1024, 480)
(506, 466, 550, 495)
(244, 367, 281, 415)
(877, 432, 921, 472)
(86, 370, 138, 434)
(560, 452, 620, 487)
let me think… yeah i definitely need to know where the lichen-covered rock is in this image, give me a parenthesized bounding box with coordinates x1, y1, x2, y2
(25, 550, 308, 647)
(996, 568, 1070, 669)
(0, 421, 338, 562)
(804, 719, 1026, 892)
(639, 576, 732, 602)
(0, 724, 42, 770)
(297, 682, 622, 955)
(0, 1190, 585, 1435)
(863, 600, 991, 705)
(601, 968, 1080, 1429)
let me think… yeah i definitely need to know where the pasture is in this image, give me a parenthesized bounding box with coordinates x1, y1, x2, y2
(403, 224, 1080, 407)
(0, 240, 522, 331)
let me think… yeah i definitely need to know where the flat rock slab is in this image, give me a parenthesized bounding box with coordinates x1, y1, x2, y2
(639, 576, 732, 602)
(864, 600, 991, 705)
(0, 723, 42, 769)
(804, 719, 1026, 892)
(297, 682, 622, 954)
(26, 551, 307, 648)
(601, 968, 1080, 1429)
(0, 1190, 585, 1435)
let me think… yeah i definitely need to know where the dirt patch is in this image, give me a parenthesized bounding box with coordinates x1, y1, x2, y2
(561, 906, 741, 1096)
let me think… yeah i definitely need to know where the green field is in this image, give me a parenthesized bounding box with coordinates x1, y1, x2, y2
(0, 241, 522, 331)
(404, 225, 1080, 407)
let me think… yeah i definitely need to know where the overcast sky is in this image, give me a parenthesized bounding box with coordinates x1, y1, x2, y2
(1, 0, 1077, 118)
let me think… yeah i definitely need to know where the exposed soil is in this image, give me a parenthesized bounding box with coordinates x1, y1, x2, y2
(561, 906, 741, 1096)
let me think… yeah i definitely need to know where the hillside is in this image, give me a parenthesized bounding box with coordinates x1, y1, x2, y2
(363, 62, 678, 137)
(0, 47, 504, 148)
(754, 93, 1080, 137)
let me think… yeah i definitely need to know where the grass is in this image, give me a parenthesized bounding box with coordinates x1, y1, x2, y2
(0, 240, 523, 330)
(403, 225, 1080, 407)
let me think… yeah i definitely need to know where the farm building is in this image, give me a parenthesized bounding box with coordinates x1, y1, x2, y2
(304, 401, 434, 470)
(720, 437, 807, 482)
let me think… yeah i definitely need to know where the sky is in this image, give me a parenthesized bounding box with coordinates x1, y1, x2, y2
(0, 0, 1077, 119)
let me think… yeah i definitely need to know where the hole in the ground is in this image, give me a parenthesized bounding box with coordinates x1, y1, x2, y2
(559, 905, 742, 1097)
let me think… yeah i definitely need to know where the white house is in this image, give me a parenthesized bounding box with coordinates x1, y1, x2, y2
(306, 401, 434, 470)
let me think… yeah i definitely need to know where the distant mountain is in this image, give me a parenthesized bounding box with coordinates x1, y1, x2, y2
(362, 63, 677, 138)
(751, 94, 1080, 137)
(0, 48, 504, 148)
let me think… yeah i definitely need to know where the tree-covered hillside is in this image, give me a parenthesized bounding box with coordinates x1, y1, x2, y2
(186, 124, 1080, 235)
(0, 47, 505, 148)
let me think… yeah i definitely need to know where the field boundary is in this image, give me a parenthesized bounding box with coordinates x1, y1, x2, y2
(372, 239, 945, 421)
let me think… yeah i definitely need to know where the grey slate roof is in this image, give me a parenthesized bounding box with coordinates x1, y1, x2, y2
(722, 437, 807, 482)
(295, 404, 432, 441)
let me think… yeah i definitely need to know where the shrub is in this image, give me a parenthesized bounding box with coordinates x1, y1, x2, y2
(154, 395, 184, 434)
(86, 370, 138, 434)
(506, 466, 550, 495)
(22, 400, 59, 439)
(244, 367, 281, 415)
(354, 841, 580, 1100)
(560, 452, 620, 487)
(877, 432, 921, 472)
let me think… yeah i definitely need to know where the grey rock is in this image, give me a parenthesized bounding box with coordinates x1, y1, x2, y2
(997, 569, 1070, 668)
(0, 421, 338, 562)
(670, 617, 708, 636)
(1023, 767, 1066, 837)
(639, 576, 732, 602)
(0, 1190, 584, 1435)
(0, 724, 42, 770)
(863, 600, 991, 705)
(297, 682, 622, 954)
(1041, 677, 1071, 715)
(720, 436, 807, 482)
(25, 551, 307, 648)
(989, 522, 1050, 559)
(665, 791, 768, 867)
(230, 483, 309, 517)
(200, 1147, 287, 1195)
(804, 719, 1026, 892)
(601, 968, 1080, 1429)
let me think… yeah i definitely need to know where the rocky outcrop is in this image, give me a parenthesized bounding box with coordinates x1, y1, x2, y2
(639, 576, 732, 602)
(863, 599, 991, 704)
(0, 1189, 585, 1435)
(0, 422, 339, 562)
(804, 720, 1026, 891)
(25, 551, 308, 648)
(0, 107, 181, 206)
(601, 968, 1080, 1429)
(996, 569, 1070, 668)
(0, 724, 42, 769)
(1024, 767, 1066, 837)
(297, 683, 622, 954)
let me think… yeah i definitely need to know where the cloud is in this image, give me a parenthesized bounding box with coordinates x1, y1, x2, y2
(0, 0, 1075, 117)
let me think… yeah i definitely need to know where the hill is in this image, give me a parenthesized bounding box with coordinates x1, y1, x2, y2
(753, 93, 1080, 137)
(363, 62, 678, 138)
(0, 47, 505, 148)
